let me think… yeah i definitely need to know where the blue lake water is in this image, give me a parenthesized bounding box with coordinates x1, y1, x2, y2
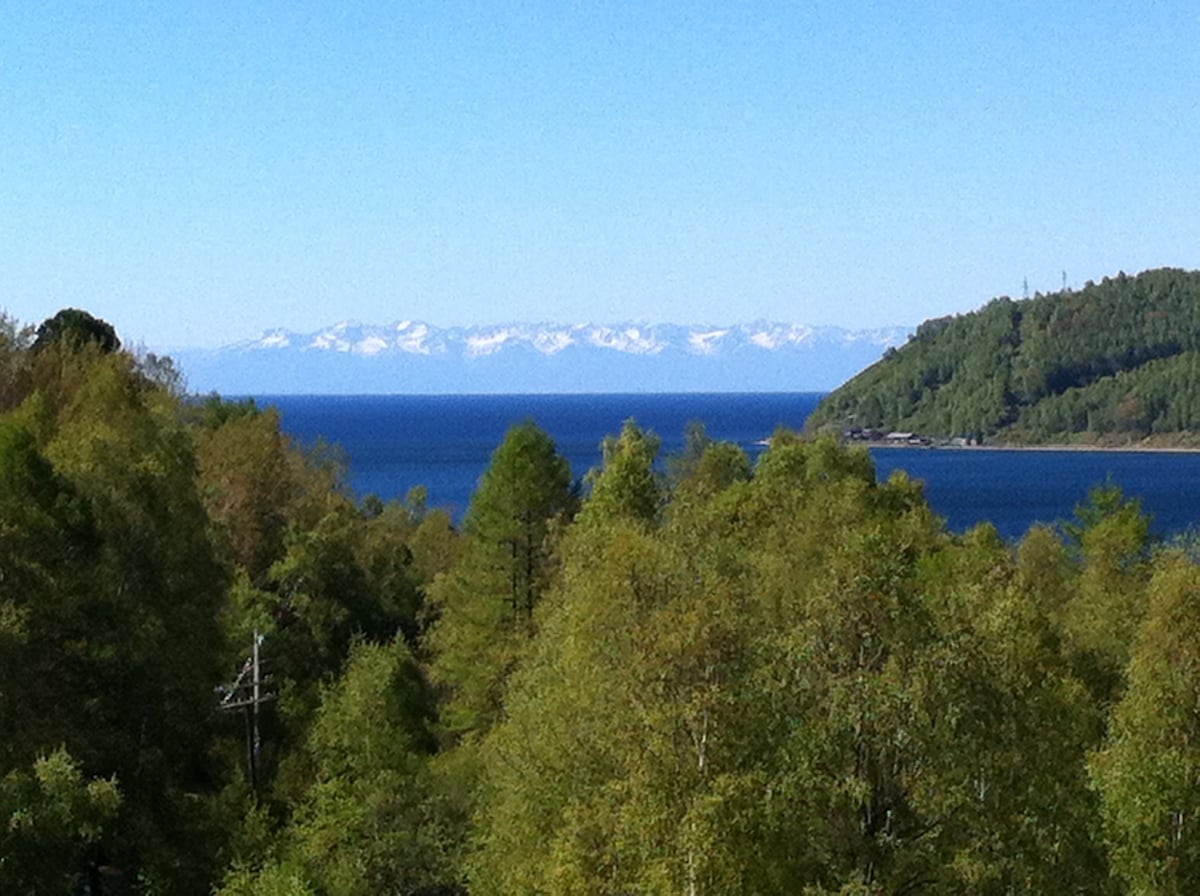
(258, 393, 1200, 541)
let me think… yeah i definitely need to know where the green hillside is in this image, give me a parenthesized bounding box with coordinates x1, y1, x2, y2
(809, 267, 1200, 443)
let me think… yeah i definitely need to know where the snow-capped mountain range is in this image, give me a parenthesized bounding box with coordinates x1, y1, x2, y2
(172, 320, 912, 395)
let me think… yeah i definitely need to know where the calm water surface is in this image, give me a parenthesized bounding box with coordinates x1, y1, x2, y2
(259, 393, 1200, 540)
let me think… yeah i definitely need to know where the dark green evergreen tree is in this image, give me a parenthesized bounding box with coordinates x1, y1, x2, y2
(426, 422, 575, 740)
(32, 308, 120, 354)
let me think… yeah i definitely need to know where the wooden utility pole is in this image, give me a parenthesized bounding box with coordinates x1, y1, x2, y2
(217, 630, 273, 795)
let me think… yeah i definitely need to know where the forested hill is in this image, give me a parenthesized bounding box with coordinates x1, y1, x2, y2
(809, 267, 1200, 443)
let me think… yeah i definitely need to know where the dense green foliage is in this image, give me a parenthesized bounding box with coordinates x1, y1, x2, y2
(425, 421, 576, 742)
(32, 308, 121, 355)
(7, 305, 1200, 893)
(810, 267, 1200, 442)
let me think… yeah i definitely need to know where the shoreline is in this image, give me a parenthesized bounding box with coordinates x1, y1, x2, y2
(863, 440, 1200, 455)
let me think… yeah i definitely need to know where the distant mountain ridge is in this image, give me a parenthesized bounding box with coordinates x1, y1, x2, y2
(172, 320, 912, 395)
(809, 267, 1200, 445)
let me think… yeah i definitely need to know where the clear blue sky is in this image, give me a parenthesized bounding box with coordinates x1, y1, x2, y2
(3, 2, 1199, 348)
